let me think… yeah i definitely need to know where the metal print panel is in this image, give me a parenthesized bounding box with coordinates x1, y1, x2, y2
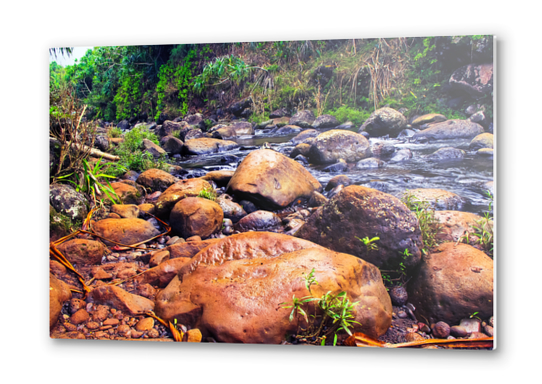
(49, 36, 495, 349)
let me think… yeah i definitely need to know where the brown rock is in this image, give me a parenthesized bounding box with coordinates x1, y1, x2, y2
(149, 250, 170, 267)
(450, 63, 493, 97)
(170, 197, 224, 239)
(69, 298, 86, 314)
(110, 182, 144, 205)
(57, 239, 106, 266)
(235, 210, 281, 232)
(412, 119, 484, 141)
(216, 194, 246, 223)
(136, 258, 192, 288)
(434, 210, 493, 246)
(186, 236, 202, 242)
(297, 185, 423, 269)
(50, 260, 66, 276)
(70, 309, 90, 325)
(136, 169, 178, 192)
(88, 285, 155, 315)
(309, 130, 371, 164)
(325, 175, 352, 191)
(161, 135, 184, 155)
(226, 149, 322, 210)
(142, 139, 166, 157)
(155, 232, 391, 343)
(167, 239, 221, 259)
(183, 138, 239, 155)
(450, 325, 468, 337)
(359, 107, 407, 137)
(135, 318, 154, 331)
(407, 242, 493, 325)
(92, 218, 160, 246)
(111, 204, 139, 219)
(201, 170, 235, 187)
(154, 178, 213, 219)
(405, 332, 425, 342)
(186, 329, 202, 342)
(50, 274, 72, 329)
(308, 191, 328, 207)
(138, 203, 155, 216)
(411, 113, 447, 127)
(469, 132, 494, 150)
(431, 321, 451, 338)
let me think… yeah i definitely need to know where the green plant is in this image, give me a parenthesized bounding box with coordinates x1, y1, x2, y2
(401, 191, 442, 254)
(58, 157, 120, 207)
(460, 190, 493, 255)
(197, 187, 217, 201)
(280, 268, 361, 346)
(357, 236, 380, 252)
(108, 127, 122, 138)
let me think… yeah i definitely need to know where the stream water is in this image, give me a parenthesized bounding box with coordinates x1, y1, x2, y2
(171, 127, 494, 216)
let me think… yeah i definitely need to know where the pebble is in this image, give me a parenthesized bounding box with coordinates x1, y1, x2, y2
(69, 298, 87, 315)
(135, 318, 155, 332)
(432, 321, 451, 338)
(186, 329, 203, 342)
(459, 318, 481, 333)
(86, 322, 100, 330)
(166, 236, 180, 246)
(131, 330, 144, 339)
(468, 332, 487, 339)
(418, 323, 431, 333)
(405, 332, 425, 342)
(103, 318, 120, 326)
(397, 310, 408, 319)
(70, 309, 90, 325)
(389, 286, 408, 306)
(117, 324, 131, 336)
(450, 325, 468, 337)
(148, 329, 160, 338)
(483, 325, 494, 337)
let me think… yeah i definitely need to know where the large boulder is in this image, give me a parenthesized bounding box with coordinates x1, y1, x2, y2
(157, 120, 190, 138)
(229, 98, 252, 117)
(289, 110, 315, 128)
(434, 210, 493, 249)
(57, 239, 106, 265)
(470, 132, 494, 150)
(142, 139, 166, 158)
(450, 63, 493, 97)
(183, 138, 239, 155)
(411, 114, 447, 127)
(408, 242, 494, 324)
(412, 119, 484, 141)
(226, 149, 322, 210)
(291, 129, 319, 145)
(312, 114, 339, 129)
(154, 178, 213, 219)
(296, 185, 423, 269)
(92, 218, 160, 246)
(212, 121, 254, 139)
(169, 197, 224, 239)
(160, 135, 184, 155)
(155, 232, 392, 343)
(136, 169, 177, 192)
(49, 184, 89, 222)
(110, 182, 144, 205)
(358, 107, 407, 137)
(308, 130, 371, 164)
(426, 147, 466, 161)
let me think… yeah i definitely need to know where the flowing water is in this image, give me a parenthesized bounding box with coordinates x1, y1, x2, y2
(172, 127, 494, 216)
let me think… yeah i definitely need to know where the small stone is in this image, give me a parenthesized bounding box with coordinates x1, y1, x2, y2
(69, 298, 87, 315)
(148, 329, 160, 338)
(432, 321, 451, 338)
(186, 236, 202, 242)
(135, 317, 155, 332)
(91, 305, 110, 322)
(64, 322, 77, 332)
(405, 333, 425, 342)
(86, 322, 100, 330)
(389, 286, 408, 306)
(70, 309, 90, 325)
(468, 332, 488, 339)
(397, 310, 408, 319)
(483, 325, 494, 337)
(489, 316, 494, 327)
(130, 330, 144, 339)
(103, 318, 120, 326)
(459, 318, 482, 333)
(450, 325, 468, 338)
(418, 323, 431, 333)
(166, 236, 180, 246)
(117, 324, 131, 336)
(186, 329, 203, 342)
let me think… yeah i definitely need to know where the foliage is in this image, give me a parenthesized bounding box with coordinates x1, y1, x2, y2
(357, 236, 380, 252)
(197, 187, 217, 201)
(107, 127, 122, 138)
(280, 268, 361, 346)
(326, 105, 370, 126)
(460, 190, 494, 256)
(401, 191, 442, 255)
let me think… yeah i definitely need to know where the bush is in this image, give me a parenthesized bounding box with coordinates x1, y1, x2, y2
(326, 105, 370, 126)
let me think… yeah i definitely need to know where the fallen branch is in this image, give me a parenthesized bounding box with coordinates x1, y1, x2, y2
(344, 332, 493, 349)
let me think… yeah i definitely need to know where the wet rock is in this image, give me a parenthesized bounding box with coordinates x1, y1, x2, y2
(432, 321, 451, 338)
(325, 175, 352, 191)
(92, 218, 160, 246)
(450, 325, 468, 337)
(371, 142, 396, 159)
(70, 309, 90, 325)
(327, 184, 343, 199)
(121, 170, 140, 181)
(111, 204, 139, 219)
(183, 113, 204, 126)
(50, 259, 67, 276)
(154, 178, 213, 219)
(167, 239, 220, 259)
(476, 148, 493, 158)
(156, 120, 190, 138)
(235, 210, 282, 232)
(142, 139, 167, 158)
(50, 274, 72, 329)
(184, 128, 204, 141)
(50, 184, 89, 222)
(88, 285, 155, 316)
(149, 250, 170, 267)
(450, 63, 493, 97)
(155, 232, 391, 342)
(290, 143, 312, 158)
(322, 159, 347, 173)
(289, 110, 315, 128)
(470, 132, 494, 150)
(226, 149, 322, 210)
(186, 329, 203, 342)
(229, 98, 252, 117)
(138, 203, 155, 216)
(216, 194, 246, 223)
(426, 147, 465, 160)
(136, 257, 192, 288)
(359, 107, 407, 137)
(135, 317, 155, 332)
(57, 239, 106, 266)
(411, 114, 447, 127)
(356, 157, 385, 169)
(402, 188, 465, 211)
(408, 243, 493, 325)
(313, 114, 339, 129)
(136, 169, 178, 192)
(110, 182, 144, 205)
(291, 129, 319, 145)
(412, 119, 484, 141)
(212, 121, 254, 138)
(160, 135, 184, 155)
(297, 185, 423, 269)
(389, 148, 413, 163)
(335, 121, 355, 129)
(170, 197, 224, 239)
(459, 318, 482, 334)
(183, 138, 239, 155)
(397, 129, 416, 139)
(201, 170, 235, 187)
(309, 130, 371, 164)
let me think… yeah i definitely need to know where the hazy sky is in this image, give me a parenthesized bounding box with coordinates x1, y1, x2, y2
(49, 46, 93, 67)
